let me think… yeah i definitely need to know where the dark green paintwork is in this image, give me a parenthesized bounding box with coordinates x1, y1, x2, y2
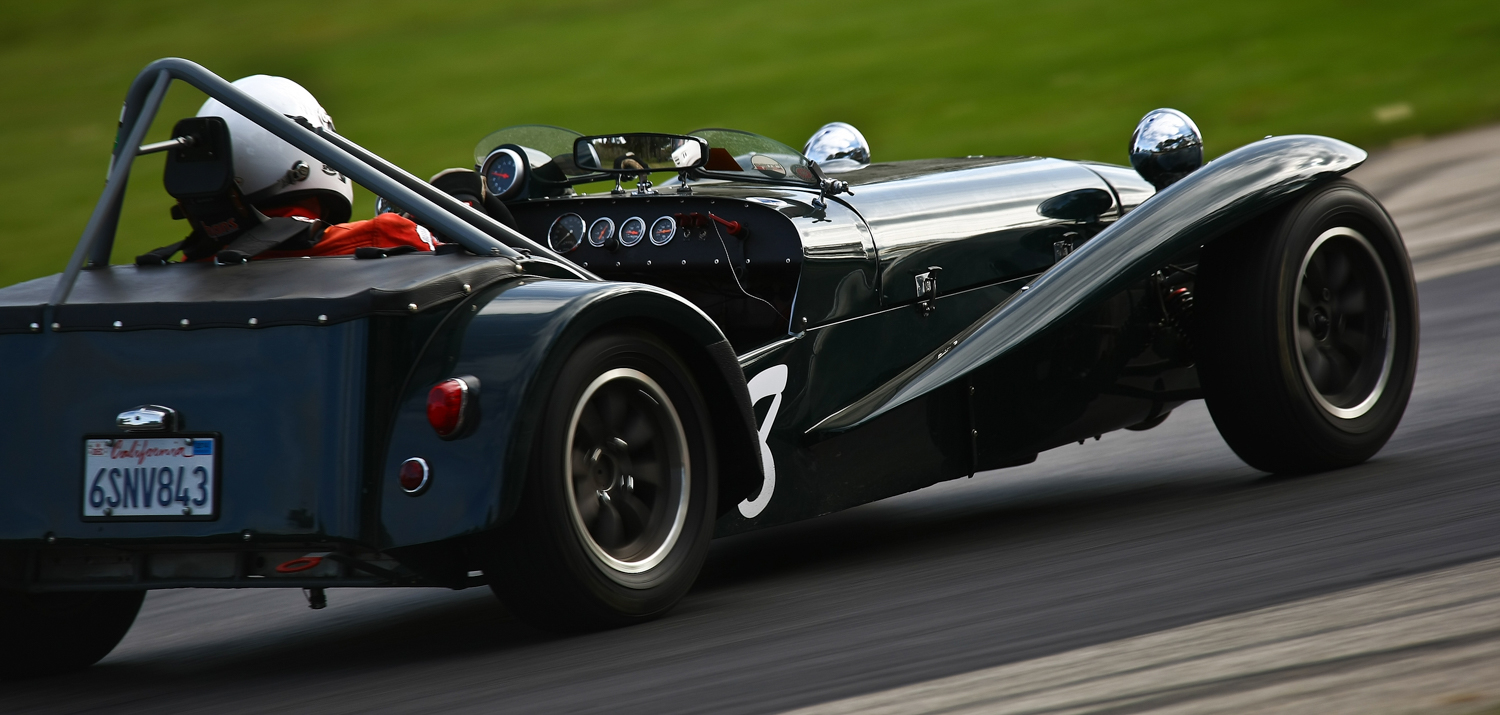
(0, 57, 1372, 590)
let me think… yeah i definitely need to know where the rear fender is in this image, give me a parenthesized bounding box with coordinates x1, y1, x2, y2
(377, 278, 760, 555)
(812, 134, 1367, 434)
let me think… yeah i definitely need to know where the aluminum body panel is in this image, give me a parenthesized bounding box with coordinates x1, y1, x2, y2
(718, 269, 1199, 536)
(813, 135, 1367, 435)
(379, 278, 762, 550)
(720, 279, 1022, 535)
(0, 322, 368, 544)
(835, 157, 1118, 305)
(1080, 162, 1157, 213)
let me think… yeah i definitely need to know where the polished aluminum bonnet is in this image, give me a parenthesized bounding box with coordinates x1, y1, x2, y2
(1129, 108, 1203, 189)
(803, 122, 871, 173)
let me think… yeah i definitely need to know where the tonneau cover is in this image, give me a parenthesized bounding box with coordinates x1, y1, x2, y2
(0, 253, 519, 334)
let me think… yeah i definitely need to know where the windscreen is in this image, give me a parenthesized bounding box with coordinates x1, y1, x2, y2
(473, 125, 594, 178)
(687, 128, 818, 187)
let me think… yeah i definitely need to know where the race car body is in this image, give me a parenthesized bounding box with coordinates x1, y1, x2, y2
(0, 59, 1416, 676)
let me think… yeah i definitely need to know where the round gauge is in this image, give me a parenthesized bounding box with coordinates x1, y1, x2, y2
(548, 213, 586, 253)
(619, 216, 646, 247)
(588, 217, 616, 248)
(480, 148, 526, 200)
(650, 215, 677, 246)
(374, 196, 403, 216)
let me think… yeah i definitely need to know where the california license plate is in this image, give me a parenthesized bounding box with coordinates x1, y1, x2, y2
(83, 436, 219, 519)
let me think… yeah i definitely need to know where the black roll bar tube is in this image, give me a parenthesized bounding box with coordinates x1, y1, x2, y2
(51, 69, 172, 306)
(52, 58, 594, 306)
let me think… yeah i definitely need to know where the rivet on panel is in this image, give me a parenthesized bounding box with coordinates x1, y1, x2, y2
(51, 322, 60, 331)
(29, 322, 39, 332)
(318, 315, 328, 323)
(407, 303, 419, 312)
(248, 317, 258, 325)
(180, 319, 190, 327)
(462, 284, 472, 294)
(112, 320, 122, 329)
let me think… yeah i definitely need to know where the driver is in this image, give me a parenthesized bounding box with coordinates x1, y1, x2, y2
(185, 75, 436, 259)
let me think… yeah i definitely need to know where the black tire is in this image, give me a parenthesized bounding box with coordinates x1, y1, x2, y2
(1196, 179, 1418, 474)
(0, 589, 144, 678)
(489, 329, 716, 631)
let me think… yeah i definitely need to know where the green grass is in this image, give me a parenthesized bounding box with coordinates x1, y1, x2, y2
(3, 0, 1499, 287)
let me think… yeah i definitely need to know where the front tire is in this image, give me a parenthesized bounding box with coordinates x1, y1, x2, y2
(0, 589, 144, 678)
(490, 329, 716, 631)
(1196, 179, 1418, 474)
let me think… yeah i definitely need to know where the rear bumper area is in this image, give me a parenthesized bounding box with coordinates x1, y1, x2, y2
(0, 544, 478, 592)
(0, 322, 370, 544)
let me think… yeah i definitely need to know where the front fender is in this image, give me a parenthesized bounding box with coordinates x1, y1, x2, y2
(376, 277, 760, 553)
(813, 134, 1366, 433)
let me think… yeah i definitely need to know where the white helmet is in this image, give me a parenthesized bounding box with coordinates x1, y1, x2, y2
(197, 75, 354, 224)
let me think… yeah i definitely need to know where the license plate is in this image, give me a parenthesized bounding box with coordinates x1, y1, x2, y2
(83, 436, 218, 519)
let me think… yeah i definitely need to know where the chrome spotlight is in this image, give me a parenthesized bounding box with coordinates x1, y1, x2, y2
(1129, 109, 1203, 190)
(803, 122, 871, 173)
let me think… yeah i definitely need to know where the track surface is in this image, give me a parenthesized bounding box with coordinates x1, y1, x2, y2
(5, 142, 1500, 714)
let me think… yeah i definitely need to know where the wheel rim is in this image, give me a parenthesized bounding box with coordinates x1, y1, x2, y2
(563, 368, 690, 579)
(1293, 227, 1396, 420)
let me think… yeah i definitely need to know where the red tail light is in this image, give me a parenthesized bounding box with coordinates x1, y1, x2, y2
(427, 378, 469, 437)
(399, 457, 430, 494)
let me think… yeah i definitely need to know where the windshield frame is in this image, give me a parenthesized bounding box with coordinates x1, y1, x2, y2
(474, 125, 819, 191)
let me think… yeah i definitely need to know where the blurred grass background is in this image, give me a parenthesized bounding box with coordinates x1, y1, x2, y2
(2, 0, 1498, 287)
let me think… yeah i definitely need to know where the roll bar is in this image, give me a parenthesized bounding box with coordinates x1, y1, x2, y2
(51, 58, 595, 306)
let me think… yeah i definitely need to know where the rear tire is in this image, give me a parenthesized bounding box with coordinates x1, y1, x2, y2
(490, 329, 716, 632)
(1196, 179, 1418, 474)
(0, 589, 144, 678)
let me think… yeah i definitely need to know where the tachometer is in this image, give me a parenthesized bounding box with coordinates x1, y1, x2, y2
(619, 216, 646, 247)
(588, 217, 615, 248)
(480, 148, 526, 200)
(548, 213, 585, 253)
(650, 215, 677, 246)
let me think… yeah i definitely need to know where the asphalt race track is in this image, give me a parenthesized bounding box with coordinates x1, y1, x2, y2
(5, 135, 1500, 714)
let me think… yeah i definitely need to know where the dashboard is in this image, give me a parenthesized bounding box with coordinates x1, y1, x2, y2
(508, 194, 806, 349)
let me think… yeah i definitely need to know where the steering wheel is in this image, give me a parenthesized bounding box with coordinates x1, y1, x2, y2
(428, 168, 518, 230)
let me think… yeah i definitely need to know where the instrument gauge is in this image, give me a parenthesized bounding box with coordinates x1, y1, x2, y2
(480, 148, 526, 200)
(588, 217, 615, 248)
(547, 213, 586, 253)
(650, 216, 677, 246)
(619, 216, 646, 247)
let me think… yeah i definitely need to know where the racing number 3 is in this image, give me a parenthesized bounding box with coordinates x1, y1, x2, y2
(738, 364, 787, 518)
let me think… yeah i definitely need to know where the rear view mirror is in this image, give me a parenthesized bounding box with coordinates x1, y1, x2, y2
(573, 133, 708, 174)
